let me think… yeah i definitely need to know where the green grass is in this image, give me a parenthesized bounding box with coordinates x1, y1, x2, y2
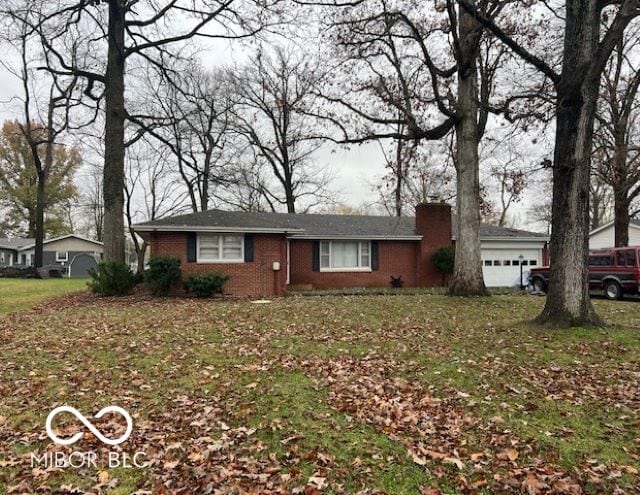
(0, 278, 88, 316)
(0, 292, 638, 494)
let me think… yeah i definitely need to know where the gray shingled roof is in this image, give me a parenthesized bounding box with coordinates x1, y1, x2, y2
(0, 238, 35, 250)
(134, 209, 549, 240)
(134, 209, 419, 238)
(454, 220, 549, 239)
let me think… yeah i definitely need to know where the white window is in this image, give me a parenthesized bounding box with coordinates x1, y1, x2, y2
(0, 252, 4, 263)
(197, 234, 244, 263)
(56, 251, 69, 263)
(320, 241, 371, 271)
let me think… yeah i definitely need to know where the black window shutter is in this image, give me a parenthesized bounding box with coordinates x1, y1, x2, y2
(187, 232, 197, 262)
(371, 241, 379, 271)
(244, 235, 254, 262)
(312, 241, 320, 272)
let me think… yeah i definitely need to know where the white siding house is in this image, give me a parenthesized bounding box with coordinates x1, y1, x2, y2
(589, 219, 640, 249)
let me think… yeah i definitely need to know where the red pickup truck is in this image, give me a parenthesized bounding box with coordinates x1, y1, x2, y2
(529, 246, 640, 300)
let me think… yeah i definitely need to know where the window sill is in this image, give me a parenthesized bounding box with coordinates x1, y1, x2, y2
(196, 259, 245, 264)
(320, 267, 372, 273)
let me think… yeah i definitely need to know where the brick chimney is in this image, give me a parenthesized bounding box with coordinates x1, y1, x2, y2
(415, 203, 453, 286)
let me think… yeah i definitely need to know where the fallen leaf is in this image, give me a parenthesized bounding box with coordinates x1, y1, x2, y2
(522, 473, 547, 495)
(497, 448, 518, 462)
(308, 476, 326, 489)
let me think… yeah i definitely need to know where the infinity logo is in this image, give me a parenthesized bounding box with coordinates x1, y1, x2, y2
(45, 406, 133, 446)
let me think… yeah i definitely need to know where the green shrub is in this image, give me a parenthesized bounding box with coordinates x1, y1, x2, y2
(88, 261, 136, 296)
(431, 246, 455, 284)
(184, 273, 229, 298)
(144, 257, 182, 296)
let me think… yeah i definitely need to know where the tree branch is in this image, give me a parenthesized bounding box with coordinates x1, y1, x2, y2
(456, 0, 561, 84)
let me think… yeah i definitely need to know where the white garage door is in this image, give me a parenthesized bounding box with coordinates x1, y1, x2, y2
(481, 248, 542, 287)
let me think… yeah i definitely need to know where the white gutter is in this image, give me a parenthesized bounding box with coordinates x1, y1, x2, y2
(288, 234, 423, 240)
(452, 236, 550, 242)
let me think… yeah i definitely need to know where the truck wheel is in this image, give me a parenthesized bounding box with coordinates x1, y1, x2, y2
(532, 277, 546, 293)
(604, 281, 622, 300)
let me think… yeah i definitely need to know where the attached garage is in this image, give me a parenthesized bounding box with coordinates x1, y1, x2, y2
(479, 240, 548, 287)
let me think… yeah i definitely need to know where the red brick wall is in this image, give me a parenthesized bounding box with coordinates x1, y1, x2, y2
(148, 203, 454, 294)
(289, 239, 420, 289)
(542, 242, 550, 266)
(149, 232, 287, 297)
(415, 203, 453, 286)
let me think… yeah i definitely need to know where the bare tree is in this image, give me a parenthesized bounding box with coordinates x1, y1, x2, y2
(528, 201, 552, 234)
(16, 0, 279, 263)
(124, 138, 188, 273)
(80, 162, 106, 243)
(142, 66, 233, 212)
(320, 0, 536, 295)
(592, 26, 640, 246)
(375, 137, 455, 216)
(485, 160, 526, 227)
(228, 46, 333, 213)
(376, 120, 419, 217)
(0, 3, 87, 267)
(458, 0, 640, 326)
(589, 176, 613, 230)
(212, 146, 273, 212)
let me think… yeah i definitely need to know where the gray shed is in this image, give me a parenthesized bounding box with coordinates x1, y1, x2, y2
(68, 253, 98, 278)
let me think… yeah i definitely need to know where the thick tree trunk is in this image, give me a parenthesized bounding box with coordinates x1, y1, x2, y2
(395, 137, 403, 217)
(536, 0, 603, 327)
(34, 171, 46, 268)
(202, 150, 212, 211)
(449, 2, 488, 297)
(395, 178, 402, 217)
(103, 0, 127, 262)
(27, 209, 36, 238)
(590, 190, 602, 230)
(136, 241, 147, 275)
(286, 197, 295, 213)
(614, 191, 630, 246)
(612, 139, 630, 246)
(284, 174, 295, 213)
(35, 118, 54, 269)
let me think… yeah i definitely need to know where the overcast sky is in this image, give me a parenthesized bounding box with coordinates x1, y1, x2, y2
(0, 30, 549, 231)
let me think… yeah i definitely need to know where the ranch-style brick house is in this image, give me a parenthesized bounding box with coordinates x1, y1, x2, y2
(133, 203, 549, 297)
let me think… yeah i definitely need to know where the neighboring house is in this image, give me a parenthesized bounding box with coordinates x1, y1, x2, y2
(0, 237, 32, 268)
(133, 204, 549, 297)
(0, 234, 104, 278)
(589, 219, 640, 249)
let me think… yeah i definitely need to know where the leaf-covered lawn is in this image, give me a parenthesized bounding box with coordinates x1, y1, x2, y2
(0, 279, 88, 317)
(0, 292, 638, 494)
